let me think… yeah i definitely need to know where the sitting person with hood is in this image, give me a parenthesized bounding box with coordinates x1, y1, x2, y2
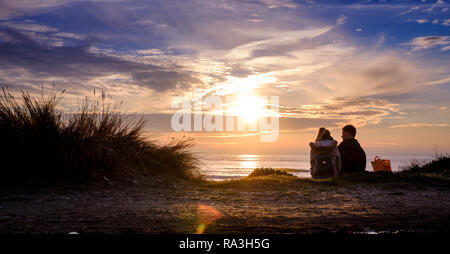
(309, 127, 341, 178)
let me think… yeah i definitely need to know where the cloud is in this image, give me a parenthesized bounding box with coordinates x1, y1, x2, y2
(0, 0, 65, 19)
(0, 0, 129, 19)
(131, 71, 202, 92)
(247, 18, 263, 23)
(366, 142, 398, 146)
(424, 0, 446, 13)
(401, 35, 450, 51)
(53, 32, 86, 40)
(134, 19, 156, 26)
(401, 6, 419, 15)
(0, 21, 58, 33)
(0, 20, 87, 46)
(416, 19, 429, 24)
(426, 76, 450, 85)
(222, 26, 333, 61)
(135, 48, 167, 55)
(278, 96, 400, 127)
(401, 0, 449, 15)
(299, 53, 426, 99)
(259, 0, 297, 9)
(390, 123, 450, 128)
(336, 14, 347, 25)
(0, 29, 201, 92)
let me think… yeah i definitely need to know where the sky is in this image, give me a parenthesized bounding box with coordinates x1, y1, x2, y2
(0, 0, 449, 155)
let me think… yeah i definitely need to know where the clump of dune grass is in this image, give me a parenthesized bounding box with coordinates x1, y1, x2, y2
(402, 152, 450, 176)
(247, 167, 294, 178)
(331, 153, 450, 188)
(0, 87, 200, 187)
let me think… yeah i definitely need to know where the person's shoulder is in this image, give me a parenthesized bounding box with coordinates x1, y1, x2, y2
(330, 140, 338, 147)
(316, 140, 337, 147)
(338, 139, 357, 150)
(338, 139, 346, 148)
(352, 138, 363, 147)
(310, 140, 337, 150)
(353, 139, 366, 151)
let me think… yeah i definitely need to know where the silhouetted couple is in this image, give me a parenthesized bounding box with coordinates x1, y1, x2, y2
(309, 125, 366, 178)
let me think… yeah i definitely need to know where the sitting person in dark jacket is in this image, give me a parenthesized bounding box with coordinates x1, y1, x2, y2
(338, 125, 366, 173)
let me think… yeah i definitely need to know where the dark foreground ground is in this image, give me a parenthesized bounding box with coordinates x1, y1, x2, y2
(1, 173, 449, 234)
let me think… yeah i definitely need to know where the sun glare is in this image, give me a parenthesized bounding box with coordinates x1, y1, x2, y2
(229, 94, 267, 123)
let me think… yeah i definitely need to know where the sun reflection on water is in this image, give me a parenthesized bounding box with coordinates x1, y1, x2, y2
(238, 154, 259, 169)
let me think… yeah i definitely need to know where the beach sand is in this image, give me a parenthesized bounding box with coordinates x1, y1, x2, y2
(1, 175, 449, 234)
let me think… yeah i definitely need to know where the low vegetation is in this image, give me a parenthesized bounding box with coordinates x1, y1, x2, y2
(212, 153, 450, 190)
(0, 88, 200, 187)
(247, 167, 294, 177)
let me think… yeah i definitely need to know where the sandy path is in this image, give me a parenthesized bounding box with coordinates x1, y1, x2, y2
(1, 181, 449, 233)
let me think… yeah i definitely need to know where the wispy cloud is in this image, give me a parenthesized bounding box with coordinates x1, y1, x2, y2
(416, 18, 429, 24)
(401, 6, 419, 15)
(401, 35, 450, 51)
(366, 142, 399, 147)
(336, 14, 347, 25)
(424, 0, 446, 13)
(278, 96, 400, 127)
(0, 21, 58, 32)
(426, 76, 450, 85)
(53, 32, 86, 40)
(390, 123, 450, 128)
(0, 29, 201, 92)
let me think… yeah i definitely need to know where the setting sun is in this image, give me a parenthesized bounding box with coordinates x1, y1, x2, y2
(228, 94, 267, 123)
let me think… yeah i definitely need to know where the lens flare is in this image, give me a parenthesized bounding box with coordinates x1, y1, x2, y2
(196, 203, 222, 234)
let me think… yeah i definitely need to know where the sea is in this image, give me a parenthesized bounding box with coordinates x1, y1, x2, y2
(197, 153, 435, 181)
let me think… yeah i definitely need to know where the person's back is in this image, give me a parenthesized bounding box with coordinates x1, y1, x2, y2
(338, 125, 366, 173)
(309, 128, 341, 178)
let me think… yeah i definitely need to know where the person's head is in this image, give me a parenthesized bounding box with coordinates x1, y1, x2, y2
(342, 125, 356, 140)
(315, 127, 333, 142)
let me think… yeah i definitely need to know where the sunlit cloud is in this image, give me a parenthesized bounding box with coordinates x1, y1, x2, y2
(426, 76, 450, 85)
(390, 123, 450, 128)
(53, 32, 86, 40)
(416, 19, 429, 24)
(336, 14, 347, 26)
(279, 96, 399, 127)
(401, 35, 450, 51)
(0, 21, 58, 33)
(197, 74, 278, 98)
(401, 6, 419, 15)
